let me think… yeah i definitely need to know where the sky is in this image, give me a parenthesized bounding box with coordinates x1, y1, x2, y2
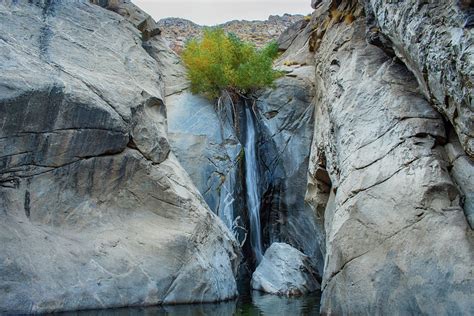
(132, 0, 312, 26)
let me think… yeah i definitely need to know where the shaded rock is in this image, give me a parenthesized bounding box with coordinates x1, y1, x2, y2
(0, 1, 239, 313)
(254, 65, 322, 273)
(166, 91, 245, 235)
(311, 0, 322, 9)
(251, 243, 320, 296)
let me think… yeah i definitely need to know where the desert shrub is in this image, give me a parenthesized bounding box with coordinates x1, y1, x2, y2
(182, 28, 281, 98)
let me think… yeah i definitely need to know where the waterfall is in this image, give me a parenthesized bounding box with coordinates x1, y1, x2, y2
(244, 106, 264, 263)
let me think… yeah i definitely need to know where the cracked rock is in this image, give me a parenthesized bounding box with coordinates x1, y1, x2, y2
(301, 2, 474, 314)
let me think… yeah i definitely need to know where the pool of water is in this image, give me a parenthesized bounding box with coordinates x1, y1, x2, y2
(51, 291, 321, 316)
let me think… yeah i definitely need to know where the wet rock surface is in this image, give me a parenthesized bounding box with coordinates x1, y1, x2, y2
(149, 32, 247, 243)
(254, 65, 323, 273)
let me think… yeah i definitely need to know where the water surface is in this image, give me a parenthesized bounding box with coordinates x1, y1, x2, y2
(51, 291, 321, 316)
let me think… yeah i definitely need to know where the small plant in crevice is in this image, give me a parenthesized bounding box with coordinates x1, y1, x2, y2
(283, 60, 300, 66)
(181, 27, 282, 99)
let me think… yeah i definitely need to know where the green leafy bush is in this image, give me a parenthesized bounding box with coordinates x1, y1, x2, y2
(182, 28, 281, 98)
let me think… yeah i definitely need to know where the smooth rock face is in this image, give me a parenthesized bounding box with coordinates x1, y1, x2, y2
(302, 2, 474, 314)
(167, 92, 245, 233)
(251, 243, 320, 296)
(364, 0, 474, 157)
(0, 1, 239, 313)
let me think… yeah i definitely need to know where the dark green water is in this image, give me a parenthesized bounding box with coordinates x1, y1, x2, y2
(50, 291, 321, 316)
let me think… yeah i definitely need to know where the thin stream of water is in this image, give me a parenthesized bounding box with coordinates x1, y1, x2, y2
(244, 106, 264, 263)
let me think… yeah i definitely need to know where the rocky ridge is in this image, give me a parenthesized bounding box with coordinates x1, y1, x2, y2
(157, 14, 306, 53)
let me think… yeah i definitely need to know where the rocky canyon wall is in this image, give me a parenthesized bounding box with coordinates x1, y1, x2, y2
(0, 0, 473, 314)
(0, 1, 240, 313)
(293, 0, 474, 314)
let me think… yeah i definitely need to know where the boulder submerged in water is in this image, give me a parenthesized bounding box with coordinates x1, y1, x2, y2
(251, 243, 320, 296)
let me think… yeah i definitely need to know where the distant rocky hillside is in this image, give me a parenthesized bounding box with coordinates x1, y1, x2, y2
(158, 14, 306, 53)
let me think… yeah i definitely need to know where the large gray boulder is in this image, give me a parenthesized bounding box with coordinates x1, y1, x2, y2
(0, 1, 239, 313)
(251, 243, 320, 296)
(301, 1, 474, 314)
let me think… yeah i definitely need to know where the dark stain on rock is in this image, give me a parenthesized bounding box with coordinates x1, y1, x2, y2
(24, 190, 31, 218)
(39, 0, 56, 60)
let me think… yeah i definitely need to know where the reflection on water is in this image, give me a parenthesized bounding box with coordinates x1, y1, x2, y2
(251, 291, 320, 315)
(51, 291, 320, 316)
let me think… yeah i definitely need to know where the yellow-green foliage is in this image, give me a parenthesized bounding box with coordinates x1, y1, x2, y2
(283, 60, 300, 66)
(182, 28, 281, 98)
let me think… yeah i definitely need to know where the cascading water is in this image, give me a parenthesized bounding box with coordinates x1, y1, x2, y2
(244, 106, 264, 263)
